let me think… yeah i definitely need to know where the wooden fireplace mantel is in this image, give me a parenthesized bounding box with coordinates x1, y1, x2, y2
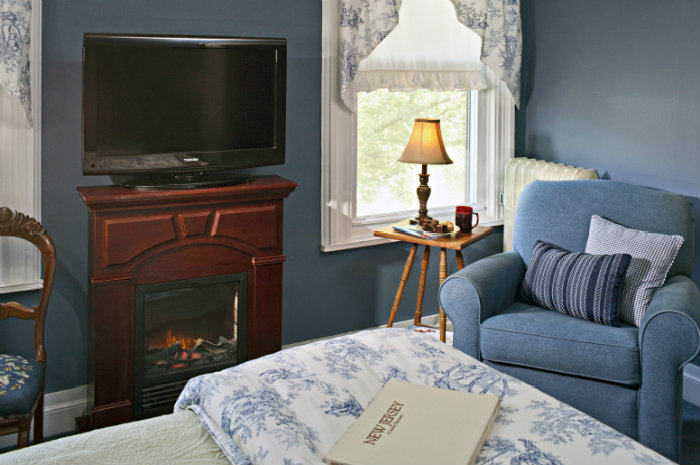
(78, 175, 296, 428)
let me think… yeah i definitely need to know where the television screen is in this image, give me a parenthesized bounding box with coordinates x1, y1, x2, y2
(82, 34, 286, 183)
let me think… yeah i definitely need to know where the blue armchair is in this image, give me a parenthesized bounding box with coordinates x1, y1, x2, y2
(439, 180, 700, 461)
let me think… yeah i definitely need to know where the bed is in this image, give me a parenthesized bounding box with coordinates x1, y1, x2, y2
(0, 328, 672, 464)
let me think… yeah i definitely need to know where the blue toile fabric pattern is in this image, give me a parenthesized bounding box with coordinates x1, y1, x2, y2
(0, 0, 32, 125)
(338, 0, 522, 110)
(175, 328, 671, 465)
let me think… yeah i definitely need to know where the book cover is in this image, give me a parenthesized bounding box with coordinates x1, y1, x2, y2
(323, 380, 500, 465)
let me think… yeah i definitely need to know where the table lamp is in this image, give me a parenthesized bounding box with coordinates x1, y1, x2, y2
(398, 118, 452, 222)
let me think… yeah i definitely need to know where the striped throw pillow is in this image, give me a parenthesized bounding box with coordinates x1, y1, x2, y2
(585, 215, 684, 326)
(519, 241, 631, 326)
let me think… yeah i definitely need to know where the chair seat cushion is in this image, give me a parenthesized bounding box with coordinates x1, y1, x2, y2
(480, 303, 640, 386)
(0, 354, 44, 418)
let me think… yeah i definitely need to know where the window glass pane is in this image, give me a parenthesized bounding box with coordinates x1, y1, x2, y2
(356, 89, 467, 219)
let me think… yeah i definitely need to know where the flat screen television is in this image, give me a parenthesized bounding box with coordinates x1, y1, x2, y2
(82, 33, 286, 188)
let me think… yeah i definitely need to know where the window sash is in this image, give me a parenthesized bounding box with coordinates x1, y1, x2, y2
(355, 89, 469, 220)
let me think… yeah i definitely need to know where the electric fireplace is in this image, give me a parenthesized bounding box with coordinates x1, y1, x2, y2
(134, 273, 247, 417)
(78, 176, 296, 429)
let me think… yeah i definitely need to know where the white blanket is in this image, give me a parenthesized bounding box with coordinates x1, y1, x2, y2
(175, 328, 670, 465)
(0, 410, 228, 465)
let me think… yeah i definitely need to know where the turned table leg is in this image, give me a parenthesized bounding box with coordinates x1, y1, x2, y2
(456, 249, 465, 270)
(387, 243, 418, 327)
(439, 247, 448, 342)
(413, 245, 431, 325)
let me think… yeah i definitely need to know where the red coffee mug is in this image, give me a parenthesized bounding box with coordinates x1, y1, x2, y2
(455, 206, 479, 232)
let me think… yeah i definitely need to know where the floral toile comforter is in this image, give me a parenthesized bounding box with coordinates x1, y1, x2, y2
(175, 328, 670, 465)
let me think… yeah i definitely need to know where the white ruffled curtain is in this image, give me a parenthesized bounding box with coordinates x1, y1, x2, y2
(339, 0, 521, 110)
(0, 0, 32, 125)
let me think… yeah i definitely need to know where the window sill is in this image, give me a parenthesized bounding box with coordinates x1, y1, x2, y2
(321, 218, 503, 252)
(0, 280, 43, 295)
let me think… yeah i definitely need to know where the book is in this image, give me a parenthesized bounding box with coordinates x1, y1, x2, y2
(323, 380, 500, 465)
(392, 225, 431, 239)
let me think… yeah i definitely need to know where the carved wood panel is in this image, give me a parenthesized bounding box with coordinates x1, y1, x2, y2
(103, 215, 177, 266)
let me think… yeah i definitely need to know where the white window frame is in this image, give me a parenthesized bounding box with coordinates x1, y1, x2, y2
(321, 0, 513, 252)
(0, 1, 42, 293)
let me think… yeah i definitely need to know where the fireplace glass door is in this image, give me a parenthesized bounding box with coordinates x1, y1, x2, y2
(134, 273, 247, 417)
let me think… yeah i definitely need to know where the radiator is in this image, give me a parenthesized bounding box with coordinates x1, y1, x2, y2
(503, 158, 598, 252)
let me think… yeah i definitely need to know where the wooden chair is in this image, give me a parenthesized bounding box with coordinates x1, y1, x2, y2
(0, 207, 55, 448)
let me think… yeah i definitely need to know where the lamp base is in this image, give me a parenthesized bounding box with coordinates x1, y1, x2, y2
(415, 164, 431, 223)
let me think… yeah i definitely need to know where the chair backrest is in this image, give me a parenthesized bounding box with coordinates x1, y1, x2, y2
(0, 208, 56, 363)
(512, 180, 694, 278)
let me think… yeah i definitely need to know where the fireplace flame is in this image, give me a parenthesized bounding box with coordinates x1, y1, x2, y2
(149, 327, 197, 350)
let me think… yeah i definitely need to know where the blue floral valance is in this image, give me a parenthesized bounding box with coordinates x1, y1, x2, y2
(339, 0, 522, 110)
(0, 0, 32, 125)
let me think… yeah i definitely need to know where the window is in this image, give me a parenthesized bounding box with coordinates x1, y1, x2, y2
(321, 0, 515, 251)
(0, 1, 42, 293)
(356, 89, 468, 220)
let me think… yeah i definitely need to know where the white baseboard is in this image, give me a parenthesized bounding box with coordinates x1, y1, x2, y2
(1, 328, 697, 449)
(0, 384, 88, 449)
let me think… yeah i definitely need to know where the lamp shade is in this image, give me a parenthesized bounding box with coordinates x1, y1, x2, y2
(398, 118, 453, 165)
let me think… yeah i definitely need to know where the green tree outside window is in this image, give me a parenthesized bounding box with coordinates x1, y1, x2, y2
(356, 89, 468, 218)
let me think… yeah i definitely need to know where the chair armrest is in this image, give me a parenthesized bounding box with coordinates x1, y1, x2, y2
(637, 274, 700, 461)
(0, 302, 36, 320)
(439, 251, 525, 358)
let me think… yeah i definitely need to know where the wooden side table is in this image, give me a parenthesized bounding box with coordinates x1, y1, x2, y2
(374, 221, 494, 342)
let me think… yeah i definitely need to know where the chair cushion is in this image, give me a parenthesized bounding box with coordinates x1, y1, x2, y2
(518, 240, 630, 326)
(480, 303, 640, 386)
(0, 354, 44, 418)
(585, 215, 684, 327)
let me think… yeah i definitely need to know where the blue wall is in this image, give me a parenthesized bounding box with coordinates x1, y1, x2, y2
(518, 0, 700, 287)
(0, 0, 501, 394)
